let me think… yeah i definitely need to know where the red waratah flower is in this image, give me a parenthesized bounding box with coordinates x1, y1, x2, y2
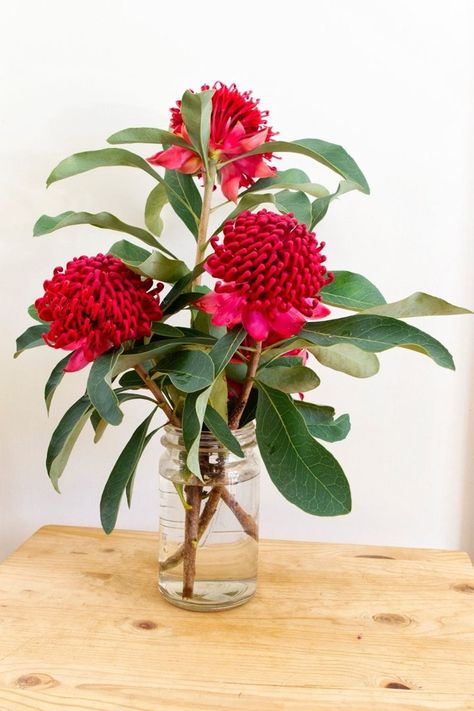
(35, 253, 163, 372)
(147, 82, 276, 202)
(197, 210, 333, 342)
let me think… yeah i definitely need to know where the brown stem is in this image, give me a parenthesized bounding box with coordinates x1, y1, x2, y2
(134, 364, 180, 427)
(193, 162, 217, 289)
(228, 341, 262, 430)
(160, 485, 222, 572)
(182, 485, 201, 599)
(220, 487, 258, 540)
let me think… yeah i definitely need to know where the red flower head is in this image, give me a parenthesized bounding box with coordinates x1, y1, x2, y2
(35, 253, 163, 372)
(147, 82, 276, 202)
(198, 210, 333, 342)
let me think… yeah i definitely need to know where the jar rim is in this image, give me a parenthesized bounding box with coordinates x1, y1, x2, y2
(163, 420, 255, 436)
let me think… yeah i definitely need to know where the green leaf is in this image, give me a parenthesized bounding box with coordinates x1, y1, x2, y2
(244, 169, 330, 198)
(145, 183, 168, 237)
(27, 304, 47, 323)
(33, 210, 173, 253)
(220, 138, 370, 194)
(257, 364, 320, 393)
(155, 350, 215, 393)
(255, 383, 351, 515)
(362, 292, 472, 318)
(113, 336, 215, 376)
(309, 344, 380, 378)
(310, 179, 361, 228)
(321, 271, 386, 310)
(44, 353, 72, 413)
(204, 405, 244, 457)
(100, 410, 157, 533)
(181, 329, 246, 476)
(118, 370, 145, 389)
(182, 386, 213, 478)
(180, 89, 214, 172)
(46, 148, 161, 187)
(294, 401, 351, 443)
(300, 314, 455, 370)
(107, 127, 190, 149)
(151, 322, 184, 338)
(275, 190, 312, 226)
(164, 170, 202, 239)
(14, 324, 49, 357)
(90, 390, 157, 443)
(87, 350, 124, 426)
(46, 395, 93, 491)
(108, 239, 188, 283)
(208, 327, 246, 375)
(126, 427, 162, 507)
(208, 373, 228, 420)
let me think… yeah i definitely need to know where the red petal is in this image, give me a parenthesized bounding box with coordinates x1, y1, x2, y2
(242, 307, 270, 341)
(147, 145, 198, 170)
(220, 164, 241, 202)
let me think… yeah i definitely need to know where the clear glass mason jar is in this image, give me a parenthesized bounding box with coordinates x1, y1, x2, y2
(158, 422, 260, 611)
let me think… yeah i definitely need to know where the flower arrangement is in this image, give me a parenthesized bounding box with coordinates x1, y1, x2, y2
(16, 82, 470, 605)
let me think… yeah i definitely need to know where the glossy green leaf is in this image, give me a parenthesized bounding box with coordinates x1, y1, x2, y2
(100, 409, 157, 533)
(145, 183, 168, 237)
(44, 353, 72, 413)
(309, 343, 380, 378)
(300, 314, 454, 370)
(363, 292, 472, 318)
(108, 239, 188, 283)
(310, 179, 361, 228)
(107, 127, 190, 149)
(46, 395, 93, 491)
(180, 89, 214, 171)
(220, 138, 370, 194)
(294, 401, 351, 443)
(46, 148, 161, 187)
(14, 324, 49, 357)
(257, 364, 320, 393)
(244, 169, 329, 198)
(155, 350, 215, 393)
(164, 169, 202, 239)
(204, 405, 244, 457)
(320, 271, 386, 310)
(255, 383, 351, 515)
(275, 190, 312, 226)
(87, 350, 124, 426)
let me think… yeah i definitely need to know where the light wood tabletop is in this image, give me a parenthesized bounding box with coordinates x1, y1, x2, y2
(0, 525, 473, 710)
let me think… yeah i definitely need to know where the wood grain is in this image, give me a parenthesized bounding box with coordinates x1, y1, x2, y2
(0, 525, 473, 710)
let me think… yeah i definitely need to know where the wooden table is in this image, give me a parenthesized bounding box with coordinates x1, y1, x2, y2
(0, 526, 473, 710)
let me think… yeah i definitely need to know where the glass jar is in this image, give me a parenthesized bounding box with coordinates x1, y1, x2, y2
(158, 422, 260, 611)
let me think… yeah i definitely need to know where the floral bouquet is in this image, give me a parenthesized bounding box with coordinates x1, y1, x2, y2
(16, 82, 470, 610)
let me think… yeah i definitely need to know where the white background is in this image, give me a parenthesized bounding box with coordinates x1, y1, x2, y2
(1, 0, 472, 561)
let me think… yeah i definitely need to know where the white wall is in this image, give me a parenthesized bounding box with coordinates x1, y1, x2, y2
(1, 0, 473, 561)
